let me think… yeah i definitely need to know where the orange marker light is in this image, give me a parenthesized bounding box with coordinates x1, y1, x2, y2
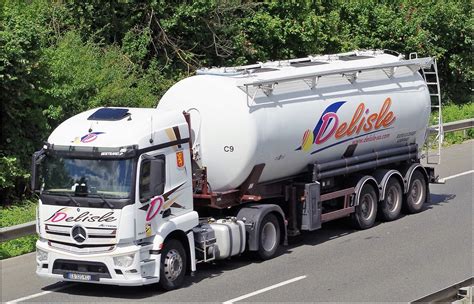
(176, 151, 184, 168)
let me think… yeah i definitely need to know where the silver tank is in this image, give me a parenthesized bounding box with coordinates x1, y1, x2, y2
(158, 53, 430, 191)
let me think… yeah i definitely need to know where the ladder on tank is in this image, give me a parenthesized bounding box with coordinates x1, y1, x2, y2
(410, 53, 443, 164)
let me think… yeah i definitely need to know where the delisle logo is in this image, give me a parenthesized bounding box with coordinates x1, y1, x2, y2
(297, 97, 396, 152)
(46, 208, 117, 223)
(72, 132, 105, 144)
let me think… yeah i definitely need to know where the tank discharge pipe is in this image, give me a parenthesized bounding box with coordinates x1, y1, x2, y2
(313, 144, 418, 180)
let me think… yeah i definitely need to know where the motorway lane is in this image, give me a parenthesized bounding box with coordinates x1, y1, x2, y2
(1, 141, 472, 303)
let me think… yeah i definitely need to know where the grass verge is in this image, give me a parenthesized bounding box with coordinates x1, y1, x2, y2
(0, 199, 38, 260)
(431, 102, 474, 146)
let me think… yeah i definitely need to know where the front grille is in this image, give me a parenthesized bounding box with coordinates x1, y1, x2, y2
(44, 223, 117, 248)
(52, 259, 111, 279)
(48, 240, 115, 254)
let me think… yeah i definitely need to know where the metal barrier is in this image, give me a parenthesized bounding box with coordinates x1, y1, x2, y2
(0, 221, 36, 242)
(0, 118, 472, 243)
(412, 277, 473, 303)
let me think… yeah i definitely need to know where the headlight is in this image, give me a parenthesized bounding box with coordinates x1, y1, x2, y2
(113, 254, 135, 267)
(37, 248, 48, 261)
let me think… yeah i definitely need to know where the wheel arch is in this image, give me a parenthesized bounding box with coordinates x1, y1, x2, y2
(398, 163, 430, 203)
(163, 229, 192, 274)
(348, 175, 379, 206)
(372, 169, 404, 201)
(236, 204, 287, 251)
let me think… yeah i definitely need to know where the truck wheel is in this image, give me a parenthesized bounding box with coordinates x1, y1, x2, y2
(257, 213, 280, 260)
(351, 183, 378, 229)
(379, 177, 402, 221)
(159, 239, 187, 291)
(404, 170, 426, 214)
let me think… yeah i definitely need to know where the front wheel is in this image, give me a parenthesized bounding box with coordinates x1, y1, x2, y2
(257, 213, 281, 260)
(351, 183, 378, 229)
(159, 239, 187, 291)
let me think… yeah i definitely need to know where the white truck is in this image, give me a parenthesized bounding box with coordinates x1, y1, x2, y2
(31, 50, 442, 290)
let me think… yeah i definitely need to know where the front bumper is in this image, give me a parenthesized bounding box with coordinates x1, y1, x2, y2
(36, 239, 160, 286)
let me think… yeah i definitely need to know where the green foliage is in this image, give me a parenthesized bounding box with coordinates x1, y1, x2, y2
(0, 199, 36, 228)
(430, 102, 474, 146)
(0, 157, 29, 191)
(42, 31, 158, 122)
(441, 102, 474, 145)
(0, 199, 37, 259)
(0, 0, 472, 206)
(0, 235, 38, 260)
(441, 103, 474, 123)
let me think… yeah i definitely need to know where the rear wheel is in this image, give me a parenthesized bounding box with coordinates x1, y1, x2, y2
(257, 213, 280, 260)
(351, 183, 378, 229)
(379, 177, 402, 221)
(404, 170, 426, 214)
(159, 239, 186, 291)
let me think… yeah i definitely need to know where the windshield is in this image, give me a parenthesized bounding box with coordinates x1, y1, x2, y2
(40, 156, 133, 198)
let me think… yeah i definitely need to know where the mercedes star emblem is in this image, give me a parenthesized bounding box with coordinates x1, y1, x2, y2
(71, 225, 87, 243)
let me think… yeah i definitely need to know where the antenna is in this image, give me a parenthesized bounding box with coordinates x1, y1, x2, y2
(149, 116, 154, 144)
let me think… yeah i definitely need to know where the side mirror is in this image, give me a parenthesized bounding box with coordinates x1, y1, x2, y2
(31, 149, 45, 192)
(139, 156, 165, 203)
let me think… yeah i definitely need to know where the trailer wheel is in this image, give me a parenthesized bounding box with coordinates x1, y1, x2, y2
(257, 213, 280, 260)
(404, 170, 426, 214)
(379, 177, 402, 221)
(351, 183, 378, 229)
(158, 239, 187, 291)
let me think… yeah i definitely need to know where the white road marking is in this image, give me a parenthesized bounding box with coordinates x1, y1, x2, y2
(6, 283, 77, 304)
(438, 170, 474, 183)
(222, 275, 307, 304)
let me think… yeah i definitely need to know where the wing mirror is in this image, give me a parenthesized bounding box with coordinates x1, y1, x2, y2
(31, 149, 46, 192)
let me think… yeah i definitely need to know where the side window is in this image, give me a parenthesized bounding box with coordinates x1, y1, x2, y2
(139, 155, 165, 202)
(139, 160, 151, 200)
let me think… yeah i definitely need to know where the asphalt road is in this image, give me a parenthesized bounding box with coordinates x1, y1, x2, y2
(1, 141, 472, 303)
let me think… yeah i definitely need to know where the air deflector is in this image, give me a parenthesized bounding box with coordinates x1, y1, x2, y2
(88, 108, 130, 121)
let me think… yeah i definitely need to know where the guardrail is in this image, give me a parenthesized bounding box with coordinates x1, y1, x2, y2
(412, 277, 473, 303)
(0, 220, 36, 242)
(442, 118, 473, 133)
(0, 118, 473, 243)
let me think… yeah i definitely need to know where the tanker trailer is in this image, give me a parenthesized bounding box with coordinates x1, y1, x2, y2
(32, 50, 441, 290)
(157, 49, 440, 267)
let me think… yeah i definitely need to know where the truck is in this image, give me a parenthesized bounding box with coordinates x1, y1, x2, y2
(31, 50, 442, 290)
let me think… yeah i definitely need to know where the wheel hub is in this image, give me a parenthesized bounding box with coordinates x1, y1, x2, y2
(361, 194, 374, 219)
(386, 186, 400, 211)
(164, 249, 183, 282)
(261, 222, 277, 252)
(411, 180, 423, 205)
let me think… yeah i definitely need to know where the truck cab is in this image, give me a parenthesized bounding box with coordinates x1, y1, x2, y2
(33, 107, 198, 288)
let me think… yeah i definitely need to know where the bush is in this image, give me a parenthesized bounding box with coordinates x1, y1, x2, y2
(0, 199, 37, 259)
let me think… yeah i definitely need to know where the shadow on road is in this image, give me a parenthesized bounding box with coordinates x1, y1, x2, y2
(45, 192, 457, 300)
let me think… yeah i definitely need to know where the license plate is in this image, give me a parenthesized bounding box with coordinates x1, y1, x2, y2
(65, 272, 93, 281)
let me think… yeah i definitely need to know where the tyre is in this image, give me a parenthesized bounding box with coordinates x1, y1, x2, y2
(158, 239, 187, 291)
(351, 183, 378, 229)
(404, 170, 426, 214)
(257, 213, 281, 260)
(379, 177, 403, 221)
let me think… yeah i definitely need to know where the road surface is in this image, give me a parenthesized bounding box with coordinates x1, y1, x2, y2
(1, 141, 472, 303)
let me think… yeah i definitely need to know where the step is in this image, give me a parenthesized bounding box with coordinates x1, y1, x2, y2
(140, 259, 155, 265)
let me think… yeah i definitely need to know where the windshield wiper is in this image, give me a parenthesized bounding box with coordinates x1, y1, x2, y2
(89, 193, 114, 209)
(65, 193, 80, 207)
